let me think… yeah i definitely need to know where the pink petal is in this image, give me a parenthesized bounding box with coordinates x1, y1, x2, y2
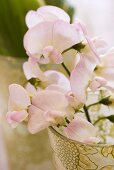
(64, 116, 97, 143)
(25, 10, 43, 29)
(66, 92, 82, 108)
(46, 84, 68, 94)
(45, 110, 66, 124)
(53, 20, 82, 53)
(32, 90, 68, 112)
(101, 48, 114, 67)
(96, 68, 114, 91)
(23, 59, 46, 81)
(6, 110, 28, 128)
(42, 46, 63, 64)
(63, 49, 79, 72)
(28, 105, 49, 134)
(24, 21, 53, 60)
(70, 54, 97, 103)
(25, 6, 70, 28)
(24, 20, 82, 63)
(25, 83, 37, 95)
(89, 76, 107, 92)
(74, 19, 100, 62)
(8, 84, 31, 111)
(37, 6, 70, 23)
(44, 70, 71, 91)
(83, 137, 100, 144)
(92, 37, 109, 55)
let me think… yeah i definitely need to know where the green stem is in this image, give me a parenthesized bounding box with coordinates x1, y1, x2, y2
(93, 117, 107, 125)
(87, 101, 100, 109)
(83, 105, 91, 123)
(61, 63, 70, 76)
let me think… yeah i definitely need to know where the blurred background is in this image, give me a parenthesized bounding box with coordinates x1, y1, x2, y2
(0, 0, 114, 170)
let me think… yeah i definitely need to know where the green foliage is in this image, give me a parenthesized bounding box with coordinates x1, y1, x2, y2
(0, 0, 41, 58)
(107, 115, 114, 123)
(0, 0, 75, 58)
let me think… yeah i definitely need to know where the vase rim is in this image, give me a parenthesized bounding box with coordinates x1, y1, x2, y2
(49, 126, 114, 147)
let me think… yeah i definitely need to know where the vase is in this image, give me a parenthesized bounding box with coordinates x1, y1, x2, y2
(0, 56, 55, 170)
(48, 126, 114, 170)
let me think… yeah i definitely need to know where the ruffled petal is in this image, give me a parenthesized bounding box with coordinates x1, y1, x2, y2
(96, 68, 114, 91)
(25, 6, 70, 28)
(53, 20, 82, 53)
(32, 90, 68, 112)
(28, 105, 49, 134)
(101, 48, 114, 67)
(6, 110, 28, 128)
(37, 6, 70, 23)
(89, 76, 107, 92)
(42, 46, 63, 64)
(44, 70, 71, 91)
(25, 10, 43, 28)
(92, 37, 109, 55)
(25, 83, 37, 96)
(46, 84, 68, 94)
(64, 116, 98, 143)
(75, 19, 100, 62)
(70, 54, 97, 103)
(24, 21, 53, 59)
(45, 110, 66, 125)
(63, 49, 78, 72)
(24, 20, 82, 64)
(8, 84, 30, 111)
(23, 59, 46, 81)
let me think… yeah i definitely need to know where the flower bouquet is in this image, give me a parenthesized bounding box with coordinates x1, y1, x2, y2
(6, 5, 114, 170)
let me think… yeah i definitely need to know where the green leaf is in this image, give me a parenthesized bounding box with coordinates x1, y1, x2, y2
(99, 96, 112, 105)
(107, 115, 114, 123)
(28, 78, 41, 88)
(0, 0, 42, 58)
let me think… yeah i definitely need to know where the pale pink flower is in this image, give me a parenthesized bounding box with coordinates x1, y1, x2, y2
(23, 60, 70, 90)
(24, 20, 82, 64)
(95, 48, 114, 91)
(92, 37, 109, 55)
(70, 53, 98, 103)
(64, 116, 99, 143)
(23, 58, 47, 81)
(46, 84, 82, 110)
(69, 19, 102, 103)
(89, 76, 107, 92)
(6, 84, 31, 127)
(74, 19, 100, 61)
(25, 5, 70, 29)
(28, 90, 69, 134)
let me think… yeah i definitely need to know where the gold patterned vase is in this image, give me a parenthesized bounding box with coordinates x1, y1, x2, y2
(48, 127, 114, 170)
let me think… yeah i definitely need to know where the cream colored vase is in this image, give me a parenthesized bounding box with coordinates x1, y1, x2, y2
(49, 127, 114, 170)
(0, 57, 54, 170)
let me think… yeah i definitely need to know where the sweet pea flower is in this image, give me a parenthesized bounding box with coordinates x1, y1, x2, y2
(6, 84, 31, 127)
(23, 59, 71, 90)
(24, 20, 82, 64)
(46, 84, 82, 111)
(70, 53, 99, 103)
(89, 76, 107, 92)
(28, 90, 70, 134)
(64, 116, 99, 143)
(68, 20, 101, 103)
(94, 48, 114, 91)
(26, 5, 70, 29)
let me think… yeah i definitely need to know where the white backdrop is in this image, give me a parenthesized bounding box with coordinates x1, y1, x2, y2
(68, 0, 114, 46)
